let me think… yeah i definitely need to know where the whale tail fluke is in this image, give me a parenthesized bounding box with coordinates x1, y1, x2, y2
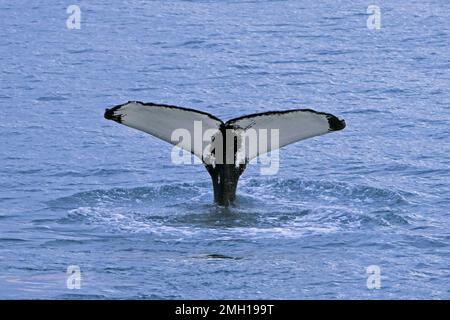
(104, 101, 345, 205)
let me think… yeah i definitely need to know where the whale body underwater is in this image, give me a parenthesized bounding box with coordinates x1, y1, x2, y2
(104, 101, 346, 206)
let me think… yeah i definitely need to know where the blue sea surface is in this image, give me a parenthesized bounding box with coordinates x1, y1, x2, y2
(1, 0, 449, 299)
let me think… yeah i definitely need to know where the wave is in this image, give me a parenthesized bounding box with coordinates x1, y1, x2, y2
(47, 182, 210, 209)
(240, 178, 410, 205)
(48, 178, 412, 239)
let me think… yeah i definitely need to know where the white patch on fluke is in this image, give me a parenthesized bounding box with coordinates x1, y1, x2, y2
(105, 101, 345, 167)
(106, 101, 222, 162)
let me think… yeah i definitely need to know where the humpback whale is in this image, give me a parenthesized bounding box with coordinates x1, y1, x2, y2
(104, 101, 345, 206)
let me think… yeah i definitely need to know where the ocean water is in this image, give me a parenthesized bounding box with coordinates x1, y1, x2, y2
(1, 0, 449, 299)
